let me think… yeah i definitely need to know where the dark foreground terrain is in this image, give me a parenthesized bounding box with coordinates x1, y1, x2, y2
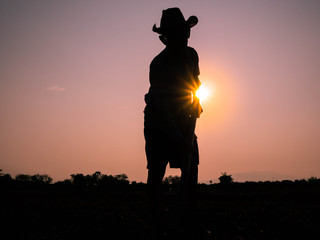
(1, 177, 320, 240)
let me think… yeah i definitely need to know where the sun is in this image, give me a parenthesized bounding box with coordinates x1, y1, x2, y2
(196, 85, 210, 104)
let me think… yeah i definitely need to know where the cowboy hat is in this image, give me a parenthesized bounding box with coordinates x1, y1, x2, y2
(152, 8, 198, 35)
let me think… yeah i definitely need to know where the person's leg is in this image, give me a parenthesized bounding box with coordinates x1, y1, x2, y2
(145, 129, 167, 213)
(147, 162, 167, 213)
(146, 161, 168, 239)
(179, 162, 198, 210)
(177, 137, 199, 224)
(186, 163, 198, 210)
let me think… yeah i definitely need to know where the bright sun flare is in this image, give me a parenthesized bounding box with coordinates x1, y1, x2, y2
(196, 85, 210, 104)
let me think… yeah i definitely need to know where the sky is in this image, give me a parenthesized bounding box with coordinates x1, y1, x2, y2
(1, 0, 320, 183)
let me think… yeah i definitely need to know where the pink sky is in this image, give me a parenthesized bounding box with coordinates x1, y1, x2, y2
(1, 0, 320, 182)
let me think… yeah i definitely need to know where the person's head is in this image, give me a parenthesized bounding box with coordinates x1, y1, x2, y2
(153, 8, 198, 48)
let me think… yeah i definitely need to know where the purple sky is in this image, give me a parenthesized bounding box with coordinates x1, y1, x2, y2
(1, 0, 320, 182)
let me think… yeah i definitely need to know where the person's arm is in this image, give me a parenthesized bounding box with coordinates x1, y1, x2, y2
(190, 48, 203, 118)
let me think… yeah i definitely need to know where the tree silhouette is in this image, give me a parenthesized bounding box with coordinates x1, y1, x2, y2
(114, 174, 129, 182)
(69, 172, 129, 189)
(308, 176, 320, 184)
(31, 174, 52, 184)
(163, 175, 180, 185)
(15, 174, 32, 182)
(15, 173, 52, 184)
(70, 173, 87, 187)
(0, 169, 13, 185)
(219, 172, 234, 184)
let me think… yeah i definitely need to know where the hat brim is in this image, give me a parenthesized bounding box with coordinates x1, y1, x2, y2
(153, 15, 198, 34)
(186, 16, 198, 28)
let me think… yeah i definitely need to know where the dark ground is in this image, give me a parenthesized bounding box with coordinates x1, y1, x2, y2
(1, 180, 320, 240)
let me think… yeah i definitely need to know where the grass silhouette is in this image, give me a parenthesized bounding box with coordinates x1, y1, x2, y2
(1, 170, 320, 239)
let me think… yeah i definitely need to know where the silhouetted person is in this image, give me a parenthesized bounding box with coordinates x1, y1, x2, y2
(144, 7, 202, 236)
